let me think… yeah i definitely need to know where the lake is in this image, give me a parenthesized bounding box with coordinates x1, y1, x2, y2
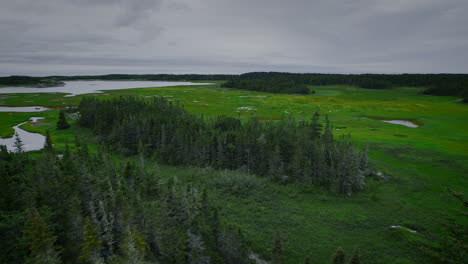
(0, 80, 213, 97)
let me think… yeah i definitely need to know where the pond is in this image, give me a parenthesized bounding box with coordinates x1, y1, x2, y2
(367, 116, 423, 128)
(381, 120, 420, 128)
(0, 117, 46, 152)
(0, 80, 213, 97)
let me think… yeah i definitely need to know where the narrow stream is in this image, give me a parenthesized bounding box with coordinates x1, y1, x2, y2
(0, 117, 46, 152)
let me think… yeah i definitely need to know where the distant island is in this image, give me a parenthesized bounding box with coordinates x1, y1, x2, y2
(33, 78, 65, 88)
(0, 76, 65, 88)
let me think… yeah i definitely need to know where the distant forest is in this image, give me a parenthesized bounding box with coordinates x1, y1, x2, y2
(221, 78, 310, 94)
(1, 72, 467, 101)
(231, 72, 468, 101)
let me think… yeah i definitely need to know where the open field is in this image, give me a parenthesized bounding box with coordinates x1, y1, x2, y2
(0, 83, 467, 263)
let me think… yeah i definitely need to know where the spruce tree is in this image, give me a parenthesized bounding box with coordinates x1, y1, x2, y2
(23, 208, 61, 264)
(44, 130, 54, 153)
(348, 248, 360, 264)
(13, 133, 24, 153)
(310, 112, 323, 139)
(56, 110, 70, 130)
(304, 256, 311, 264)
(272, 232, 283, 264)
(212, 208, 220, 250)
(120, 227, 146, 263)
(323, 115, 333, 143)
(80, 218, 103, 263)
(201, 188, 209, 219)
(332, 248, 345, 264)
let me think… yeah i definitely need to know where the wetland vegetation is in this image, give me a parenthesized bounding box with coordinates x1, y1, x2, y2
(0, 75, 467, 263)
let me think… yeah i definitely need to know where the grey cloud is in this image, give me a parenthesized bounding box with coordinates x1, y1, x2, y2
(0, 0, 467, 75)
(165, 1, 191, 11)
(114, 0, 162, 27)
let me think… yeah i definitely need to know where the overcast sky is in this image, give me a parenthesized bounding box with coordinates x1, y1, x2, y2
(1, 0, 467, 76)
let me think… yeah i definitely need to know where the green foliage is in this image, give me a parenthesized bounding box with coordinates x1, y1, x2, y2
(78, 97, 367, 195)
(430, 189, 467, 264)
(0, 148, 258, 263)
(236, 72, 468, 97)
(212, 171, 267, 196)
(80, 218, 102, 263)
(56, 111, 70, 130)
(1, 76, 466, 263)
(423, 80, 468, 101)
(332, 248, 345, 264)
(223, 78, 310, 94)
(0, 76, 64, 87)
(348, 248, 360, 264)
(118, 227, 146, 263)
(272, 232, 283, 264)
(22, 208, 61, 264)
(44, 130, 54, 153)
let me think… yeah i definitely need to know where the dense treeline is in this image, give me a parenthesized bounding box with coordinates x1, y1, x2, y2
(0, 76, 64, 87)
(0, 74, 234, 87)
(423, 81, 468, 103)
(222, 78, 311, 94)
(236, 72, 468, 100)
(53, 74, 236, 82)
(0, 143, 255, 263)
(235, 72, 392, 90)
(79, 97, 368, 195)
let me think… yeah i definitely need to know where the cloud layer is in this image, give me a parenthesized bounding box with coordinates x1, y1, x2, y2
(1, 0, 467, 75)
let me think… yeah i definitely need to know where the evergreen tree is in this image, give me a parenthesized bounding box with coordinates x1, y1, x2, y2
(359, 145, 368, 171)
(271, 232, 283, 264)
(348, 248, 360, 264)
(212, 208, 220, 251)
(323, 115, 333, 144)
(310, 112, 323, 139)
(80, 218, 103, 264)
(200, 188, 209, 219)
(56, 110, 70, 130)
(22, 208, 61, 264)
(13, 133, 24, 153)
(332, 248, 345, 264)
(120, 227, 146, 264)
(44, 130, 54, 153)
(304, 256, 311, 264)
(187, 230, 209, 264)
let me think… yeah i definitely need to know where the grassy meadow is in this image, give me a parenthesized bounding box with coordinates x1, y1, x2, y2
(0, 82, 467, 263)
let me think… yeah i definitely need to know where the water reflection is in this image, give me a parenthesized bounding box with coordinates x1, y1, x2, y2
(0, 80, 213, 97)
